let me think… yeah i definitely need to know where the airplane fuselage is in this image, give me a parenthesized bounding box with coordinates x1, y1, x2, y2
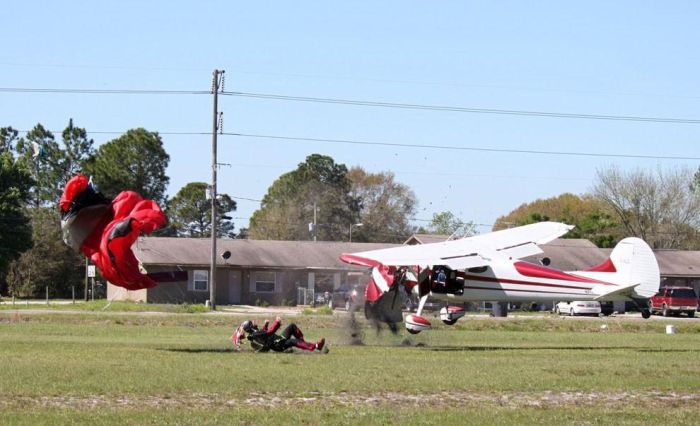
(426, 258, 615, 303)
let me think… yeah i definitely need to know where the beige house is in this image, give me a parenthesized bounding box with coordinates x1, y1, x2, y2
(107, 238, 396, 305)
(651, 250, 700, 296)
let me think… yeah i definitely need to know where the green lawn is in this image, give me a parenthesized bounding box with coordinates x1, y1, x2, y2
(1, 312, 699, 425)
(0, 299, 210, 313)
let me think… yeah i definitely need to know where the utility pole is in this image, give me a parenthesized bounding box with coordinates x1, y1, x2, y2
(84, 258, 88, 301)
(313, 201, 317, 242)
(350, 223, 363, 242)
(210, 69, 225, 310)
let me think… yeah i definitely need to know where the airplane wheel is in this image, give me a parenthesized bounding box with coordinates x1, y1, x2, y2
(442, 319, 458, 326)
(407, 328, 421, 335)
(641, 309, 651, 319)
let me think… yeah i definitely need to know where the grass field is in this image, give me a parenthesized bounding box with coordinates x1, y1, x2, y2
(1, 310, 699, 425)
(0, 300, 211, 313)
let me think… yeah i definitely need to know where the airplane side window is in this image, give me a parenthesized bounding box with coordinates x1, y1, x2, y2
(468, 266, 488, 273)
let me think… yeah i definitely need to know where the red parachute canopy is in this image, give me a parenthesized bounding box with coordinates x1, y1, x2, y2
(60, 174, 167, 290)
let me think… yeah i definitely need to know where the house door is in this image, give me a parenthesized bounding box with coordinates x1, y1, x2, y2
(228, 270, 241, 304)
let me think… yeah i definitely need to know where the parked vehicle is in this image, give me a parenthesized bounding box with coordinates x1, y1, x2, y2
(599, 301, 615, 316)
(405, 295, 441, 312)
(331, 284, 365, 310)
(313, 290, 332, 308)
(554, 301, 601, 316)
(649, 287, 698, 318)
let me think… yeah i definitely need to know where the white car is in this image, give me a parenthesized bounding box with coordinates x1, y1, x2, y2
(555, 301, 601, 316)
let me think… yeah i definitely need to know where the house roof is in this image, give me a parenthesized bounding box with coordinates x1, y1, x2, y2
(135, 237, 700, 277)
(404, 233, 453, 245)
(134, 238, 399, 270)
(135, 237, 604, 272)
(524, 238, 607, 271)
(652, 250, 700, 277)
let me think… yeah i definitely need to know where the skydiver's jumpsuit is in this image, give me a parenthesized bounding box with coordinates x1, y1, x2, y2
(246, 320, 317, 352)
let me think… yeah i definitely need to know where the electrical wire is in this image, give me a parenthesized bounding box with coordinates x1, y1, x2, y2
(227, 132, 700, 161)
(3, 86, 700, 124)
(16, 128, 697, 161)
(224, 91, 700, 124)
(231, 196, 263, 202)
(0, 88, 209, 95)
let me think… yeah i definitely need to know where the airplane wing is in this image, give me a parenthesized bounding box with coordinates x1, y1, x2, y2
(340, 221, 574, 270)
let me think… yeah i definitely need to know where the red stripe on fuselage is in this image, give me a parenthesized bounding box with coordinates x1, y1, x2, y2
(461, 285, 586, 296)
(461, 273, 593, 290)
(513, 261, 612, 285)
(586, 257, 617, 273)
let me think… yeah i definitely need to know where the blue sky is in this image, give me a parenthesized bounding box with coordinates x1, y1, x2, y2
(2, 1, 699, 234)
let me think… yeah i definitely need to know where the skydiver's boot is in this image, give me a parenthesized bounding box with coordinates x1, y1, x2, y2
(293, 341, 316, 351)
(315, 338, 325, 351)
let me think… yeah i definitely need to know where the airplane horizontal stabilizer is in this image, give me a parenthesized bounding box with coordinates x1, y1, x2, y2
(593, 282, 640, 301)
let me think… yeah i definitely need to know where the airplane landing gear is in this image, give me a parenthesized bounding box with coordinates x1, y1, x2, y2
(405, 294, 431, 334)
(631, 297, 652, 320)
(440, 306, 466, 325)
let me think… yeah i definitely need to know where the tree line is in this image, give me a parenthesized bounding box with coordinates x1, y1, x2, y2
(494, 167, 700, 250)
(0, 122, 239, 298)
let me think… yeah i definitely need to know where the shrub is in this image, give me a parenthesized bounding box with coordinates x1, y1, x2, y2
(183, 303, 208, 313)
(255, 298, 270, 307)
(302, 306, 333, 316)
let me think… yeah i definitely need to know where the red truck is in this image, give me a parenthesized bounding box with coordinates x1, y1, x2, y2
(649, 287, 698, 318)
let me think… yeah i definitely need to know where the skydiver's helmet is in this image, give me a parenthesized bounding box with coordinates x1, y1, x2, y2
(241, 320, 255, 333)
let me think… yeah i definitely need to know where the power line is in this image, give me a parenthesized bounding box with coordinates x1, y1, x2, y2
(13, 128, 700, 161)
(4, 86, 700, 124)
(224, 91, 700, 124)
(13, 127, 698, 160)
(3, 64, 697, 100)
(16, 130, 208, 136)
(0, 62, 210, 72)
(0, 88, 209, 95)
(231, 196, 263, 203)
(226, 132, 700, 161)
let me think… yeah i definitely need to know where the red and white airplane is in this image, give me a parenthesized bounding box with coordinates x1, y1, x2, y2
(340, 222, 659, 333)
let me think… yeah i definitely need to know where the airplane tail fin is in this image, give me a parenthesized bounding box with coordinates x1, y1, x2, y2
(585, 237, 660, 300)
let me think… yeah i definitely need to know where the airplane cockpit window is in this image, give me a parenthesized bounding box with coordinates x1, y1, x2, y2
(467, 266, 488, 273)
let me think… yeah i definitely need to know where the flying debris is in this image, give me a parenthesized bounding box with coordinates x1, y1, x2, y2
(60, 174, 166, 290)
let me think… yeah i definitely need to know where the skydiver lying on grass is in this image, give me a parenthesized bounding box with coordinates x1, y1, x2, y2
(231, 316, 326, 353)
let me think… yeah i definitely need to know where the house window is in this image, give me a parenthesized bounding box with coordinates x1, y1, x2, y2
(315, 273, 335, 293)
(254, 271, 275, 293)
(346, 272, 367, 286)
(193, 270, 208, 292)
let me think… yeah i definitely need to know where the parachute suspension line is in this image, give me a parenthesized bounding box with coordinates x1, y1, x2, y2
(101, 286, 126, 311)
